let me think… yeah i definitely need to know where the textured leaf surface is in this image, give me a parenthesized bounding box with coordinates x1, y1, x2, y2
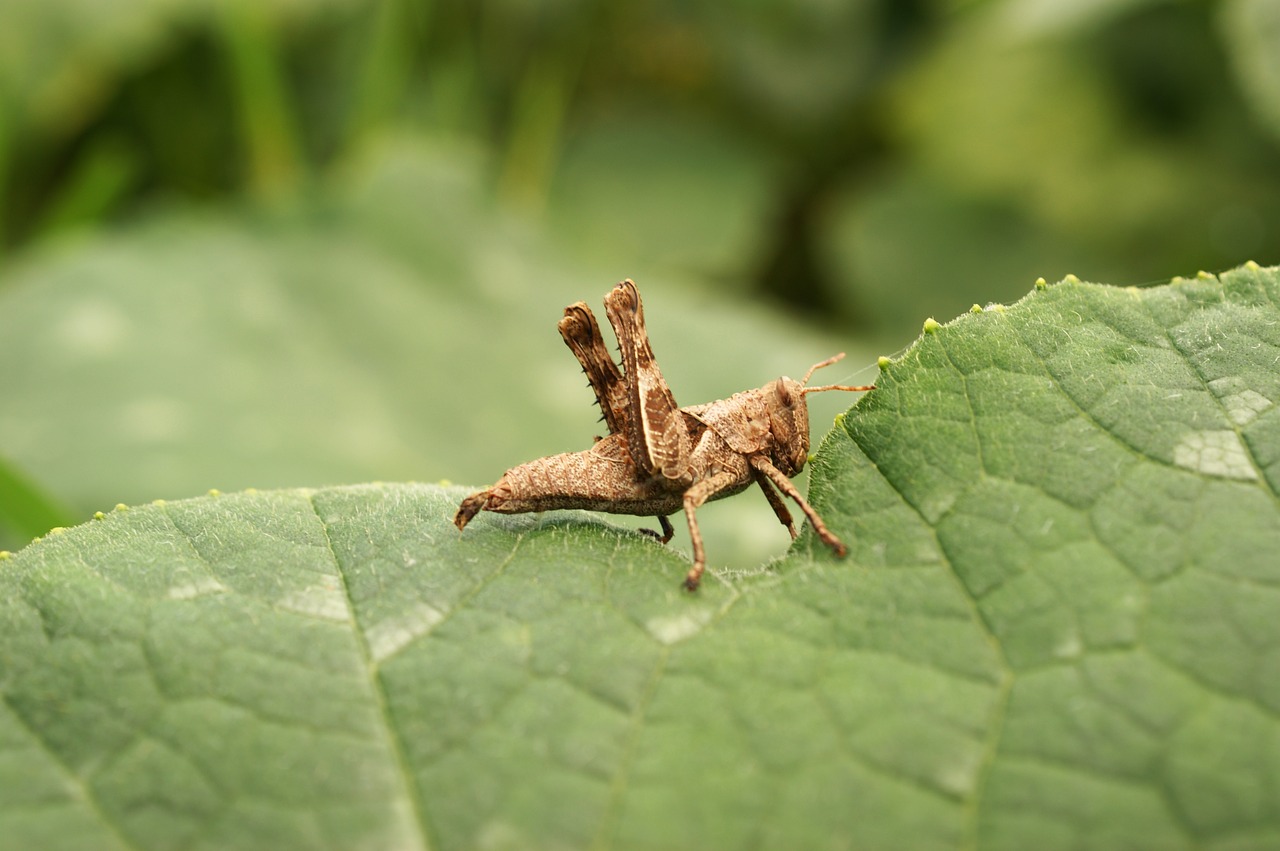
(2, 265, 1278, 850)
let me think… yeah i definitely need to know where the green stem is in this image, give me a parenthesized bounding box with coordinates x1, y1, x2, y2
(497, 49, 576, 211)
(216, 1, 304, 194)
(345, 0, 425, 148)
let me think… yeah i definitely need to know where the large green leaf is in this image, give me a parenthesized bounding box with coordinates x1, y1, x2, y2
(2, 264, 1278, 850)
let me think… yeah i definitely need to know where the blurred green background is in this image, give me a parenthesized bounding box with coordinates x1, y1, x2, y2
(2, 0, 1279, 563)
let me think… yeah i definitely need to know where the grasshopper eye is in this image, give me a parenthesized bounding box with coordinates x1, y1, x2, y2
(776, 378, 795, 407)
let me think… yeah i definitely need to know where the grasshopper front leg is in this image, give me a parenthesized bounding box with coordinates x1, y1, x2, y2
(754, 472, 797, 539)
(750, 456, 847, 557)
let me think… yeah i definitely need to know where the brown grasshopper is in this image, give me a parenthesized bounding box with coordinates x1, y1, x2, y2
(453, 279, 873, 591)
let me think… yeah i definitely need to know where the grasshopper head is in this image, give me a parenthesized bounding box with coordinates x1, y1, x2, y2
(767, 376, 811, 476)
(768, 353, 875, 477)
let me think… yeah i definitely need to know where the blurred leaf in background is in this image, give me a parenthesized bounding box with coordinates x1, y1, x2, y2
(1, 0, 1279, 551)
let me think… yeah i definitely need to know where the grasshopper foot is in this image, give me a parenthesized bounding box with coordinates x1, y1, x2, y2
(816, 530, 848, 558)
(682, 563, 704, 592)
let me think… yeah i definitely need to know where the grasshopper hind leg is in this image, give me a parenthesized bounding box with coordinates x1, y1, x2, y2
(558, 302, 629, 436)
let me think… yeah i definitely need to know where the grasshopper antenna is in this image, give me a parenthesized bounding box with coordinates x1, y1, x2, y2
(799, 352, 874, 394)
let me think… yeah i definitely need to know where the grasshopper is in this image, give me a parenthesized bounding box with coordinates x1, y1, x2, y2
(453, 279, 873, 590)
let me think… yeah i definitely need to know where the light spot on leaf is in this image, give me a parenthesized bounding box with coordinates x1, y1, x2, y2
(646, 609, 714, 644)
(1172, 430, 1258, 481)
(1054, 632, 1083, 660)
(1221, 388, 1273, 426)
(933, 749, 982, 797)
(279, 581, 349, 622)
(476, 820, 523, 850)
(167, 576, 228, 600)
(366, 602, 446, 662)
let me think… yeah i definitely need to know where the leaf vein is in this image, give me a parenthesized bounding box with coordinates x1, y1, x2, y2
(306, 492, 433, 851)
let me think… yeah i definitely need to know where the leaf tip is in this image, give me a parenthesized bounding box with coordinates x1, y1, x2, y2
(207, 488, 221, 497)
(0, 551, 11, 561)
(114, 503, 129, 512)
(1245, 259, 1261, 270)
(48, 526, 67, 536)
(923, 317, 941, 334)
(1034, 276, 1047, 289)
(152, 498, 167, 507)
(93, 511, 105, 520)
(969, 303, 983, 314)
(1063, 273, 1080, 283)
(877, 355, 892, 369)
(1196, 270, 1216, 281)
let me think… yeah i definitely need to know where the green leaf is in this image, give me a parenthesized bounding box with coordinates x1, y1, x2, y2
(3, 264, 1278, 850)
